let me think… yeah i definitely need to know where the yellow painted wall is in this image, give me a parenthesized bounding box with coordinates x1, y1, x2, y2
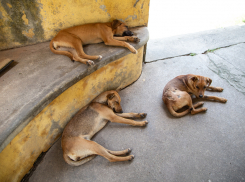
(0, 47, 143, 182)
(0, 0, 149, 50)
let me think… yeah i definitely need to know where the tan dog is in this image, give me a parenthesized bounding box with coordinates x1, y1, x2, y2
(50, 20, 139, 65)
(61, 90, 148, 166)
(162, 74, 227, 117)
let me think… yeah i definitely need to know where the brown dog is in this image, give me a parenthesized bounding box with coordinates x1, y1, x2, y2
(162, 74, 227, 117)
(61, 90, 148, 166)
(50, 20, 139, 65)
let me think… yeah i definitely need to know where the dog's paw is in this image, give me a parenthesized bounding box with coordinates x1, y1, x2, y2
(127, 148, 132, 154)
(198, 102, 205, 106)
(220, 98, 227, 103)
(97, 55, 102, 60)
(203, 107, 208, 112)
(132, 49, 138, 54)
(129, 155, 134, 161)
(128, 44, 137, 54)
(86, 60, 95, 66)
(141, 120, 148, 126)
(134, 37, 140, 43)
(216, 87, 224, 92)
(139, 113, 147, 118)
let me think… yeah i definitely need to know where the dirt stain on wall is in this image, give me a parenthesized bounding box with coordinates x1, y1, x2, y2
(1, 0, 44, 48)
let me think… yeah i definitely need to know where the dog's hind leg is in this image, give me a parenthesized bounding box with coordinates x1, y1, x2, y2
(193, 102, 204, 108)
(94, 143, 134, 162)
(108, 148, 131, 156)
(166, 102, 190, 117)
(50, 41, 74, 61)
(63, 138, 133, 165)
(71, 38, 102, 61)
(116, 112, 147, 119)
(80, 140, 134, 162)
(63, 47, 95, 65)
(190, 101, 207, 115)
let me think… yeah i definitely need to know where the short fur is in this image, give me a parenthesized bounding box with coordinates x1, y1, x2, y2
(162, 74, 227, 117)
(62, 90, 148, 166)
(50, 20, 139, 65)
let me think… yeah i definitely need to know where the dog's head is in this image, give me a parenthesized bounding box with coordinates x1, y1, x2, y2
(189, 75, 212, 98)
(107, 91, 123, 113)
(112, 20, 133, 36)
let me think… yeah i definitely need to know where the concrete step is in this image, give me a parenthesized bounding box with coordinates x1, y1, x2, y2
(0, 26, 149, 182)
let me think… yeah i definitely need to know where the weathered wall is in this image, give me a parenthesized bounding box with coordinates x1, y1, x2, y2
(0, 0, 149, 50)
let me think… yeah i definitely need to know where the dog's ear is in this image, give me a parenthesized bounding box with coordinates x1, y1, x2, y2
(206, 77, 212, 87)
(190, 76, 198, 82)
(112, 20, 121, 30)
(107, 93, 115, 100)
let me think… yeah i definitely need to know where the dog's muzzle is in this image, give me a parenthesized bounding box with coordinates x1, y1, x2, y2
(123, 30, 133, 36)
(113, 108, 123, 113)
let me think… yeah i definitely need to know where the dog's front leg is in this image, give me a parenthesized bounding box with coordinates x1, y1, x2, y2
(109, 114, 148, 126)
(104, 38, 138, 54)
(204, 95, 227, 103)
(116, 112, 147, 119)
(207, 86, 224, 92)
(113, 36, 140, 43)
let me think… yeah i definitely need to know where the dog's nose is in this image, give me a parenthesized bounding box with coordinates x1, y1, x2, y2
(123, 30, 133, 36)
(199, 95, 203, 98)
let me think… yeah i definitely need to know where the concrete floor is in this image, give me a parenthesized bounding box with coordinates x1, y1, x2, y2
(29, 24, 245, 182)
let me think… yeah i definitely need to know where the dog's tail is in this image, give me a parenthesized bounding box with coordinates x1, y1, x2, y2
(63, 153, 96, 166)
(166, 103, 190, 117)
(49, 40, 74, 61)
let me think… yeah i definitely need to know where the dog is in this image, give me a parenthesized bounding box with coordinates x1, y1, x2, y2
(50, 20, 139, 66)
(61, 90, 148, 166)
(162, 74, 227, 117)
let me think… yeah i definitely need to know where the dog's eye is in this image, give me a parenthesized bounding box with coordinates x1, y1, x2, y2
(196, 86, 199, 89)
(204, 86, 207, 89)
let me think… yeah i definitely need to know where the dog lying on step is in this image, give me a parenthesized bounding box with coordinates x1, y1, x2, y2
(162, 74, 227, 117)
(61, 90, 148, 166)
(50, 20, 139, 66)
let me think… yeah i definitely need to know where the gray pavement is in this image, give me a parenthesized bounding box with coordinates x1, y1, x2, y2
(29, 26, 245, 182)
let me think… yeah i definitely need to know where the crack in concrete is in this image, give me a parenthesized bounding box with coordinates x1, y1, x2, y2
(145, 42, 245, 64)
(202, 42, 245, 54)
(145, 41, 245, 95)
(145, 53, 191, 64)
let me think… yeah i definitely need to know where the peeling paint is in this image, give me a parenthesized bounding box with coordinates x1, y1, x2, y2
(22, 28, 35, 38)
(125, 14, 138, 21)
(0, 0, 44, 49)
(22, 11, 28, 25)
(134, 0, 140, 7)
(99, 5, 107, 12)
(6, 3, 12, 8)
